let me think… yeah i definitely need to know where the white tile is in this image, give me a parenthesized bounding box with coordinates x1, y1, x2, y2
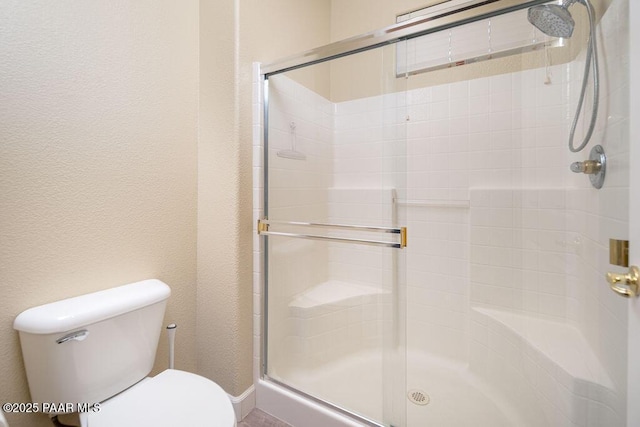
(490, 73, 513, 93)
(490, 91, 512, 113)
(432, 84, 450, 102)
(470, 77, 489, 96)
(489, 111, 512, 131)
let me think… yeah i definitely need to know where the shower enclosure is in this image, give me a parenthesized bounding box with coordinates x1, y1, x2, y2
(254, 0, 631, 425)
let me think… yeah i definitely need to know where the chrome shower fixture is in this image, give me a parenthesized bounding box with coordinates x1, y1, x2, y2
(528, 0, 600, 154)
(570, 144, 606, 189)
(527, 0, 578, 38)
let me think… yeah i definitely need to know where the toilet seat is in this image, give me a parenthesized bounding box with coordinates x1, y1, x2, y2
(84, 369, 236, 427)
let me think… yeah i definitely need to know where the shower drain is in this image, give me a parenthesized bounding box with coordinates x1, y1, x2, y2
(407, 389, 430, 406)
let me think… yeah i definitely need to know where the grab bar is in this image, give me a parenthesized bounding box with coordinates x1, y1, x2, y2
(257, 219, 407, 249)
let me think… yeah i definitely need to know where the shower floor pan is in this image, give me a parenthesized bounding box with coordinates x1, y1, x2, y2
(277, 350, 522, 426)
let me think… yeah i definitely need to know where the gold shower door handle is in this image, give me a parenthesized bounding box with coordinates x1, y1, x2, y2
(606, 266, 640, 298)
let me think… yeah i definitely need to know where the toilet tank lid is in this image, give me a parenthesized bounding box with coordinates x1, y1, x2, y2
(14, 279, 171, 335)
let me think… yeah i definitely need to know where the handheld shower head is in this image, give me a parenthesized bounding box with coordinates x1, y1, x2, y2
(527, 0, 600, 155)
(527, 2, 576, 38)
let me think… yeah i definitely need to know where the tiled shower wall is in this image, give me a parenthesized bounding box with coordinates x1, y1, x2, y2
(335, 63, 582, 361)
(330, 0, 629, 390)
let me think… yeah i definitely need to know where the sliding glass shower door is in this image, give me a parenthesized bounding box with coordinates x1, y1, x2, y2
(261, 44, 408, 426)
(258, 1, 632, 425)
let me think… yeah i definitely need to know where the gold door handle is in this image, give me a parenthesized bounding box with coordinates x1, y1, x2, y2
(606, 266, 640, 298)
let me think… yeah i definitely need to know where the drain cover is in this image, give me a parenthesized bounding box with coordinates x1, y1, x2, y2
(407, 389, 430, 406)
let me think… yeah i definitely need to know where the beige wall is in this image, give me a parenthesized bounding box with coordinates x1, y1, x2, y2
(0, 1, 331, 421)
(330, 0, 442, 41)
(0, 2, 199, 426)
(196, 0, 331, 397)
(197, 0, 252, 396)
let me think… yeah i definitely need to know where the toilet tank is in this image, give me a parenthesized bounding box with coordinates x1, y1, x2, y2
(13, 279, 171, 412)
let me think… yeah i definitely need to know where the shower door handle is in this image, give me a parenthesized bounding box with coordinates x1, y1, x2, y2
(257, 219, 407, 249)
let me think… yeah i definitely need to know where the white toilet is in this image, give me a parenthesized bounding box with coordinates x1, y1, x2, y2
(13, 279, 236, 427)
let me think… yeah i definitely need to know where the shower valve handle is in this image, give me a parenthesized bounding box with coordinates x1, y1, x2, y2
(570, 159, 601, 174)
(569, 145, 606, 189)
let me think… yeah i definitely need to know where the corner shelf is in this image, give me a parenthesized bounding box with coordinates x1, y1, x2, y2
(289, 280, 390, 311)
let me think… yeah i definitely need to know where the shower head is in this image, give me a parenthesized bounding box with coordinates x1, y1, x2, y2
(527, 0, 579, 38)
(527, 0, 600, 154)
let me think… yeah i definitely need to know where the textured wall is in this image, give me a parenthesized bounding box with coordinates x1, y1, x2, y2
(0, 3, 331, 422)
(0, 2, 199, 426)
(197, 0, 254, 397)
(198, 0, 332, 396)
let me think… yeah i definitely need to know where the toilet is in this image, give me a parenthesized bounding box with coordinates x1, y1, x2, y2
(13, 279, 236, 427)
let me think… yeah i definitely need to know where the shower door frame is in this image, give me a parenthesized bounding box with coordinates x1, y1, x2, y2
(257, 1, 584, 426)
(628, 2, 640, 425)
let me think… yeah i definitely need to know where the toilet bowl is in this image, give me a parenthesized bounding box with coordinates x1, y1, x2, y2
(13, 279, 236, 427)
(82, 369, 236, 427)
(0, 407, 8, 427)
